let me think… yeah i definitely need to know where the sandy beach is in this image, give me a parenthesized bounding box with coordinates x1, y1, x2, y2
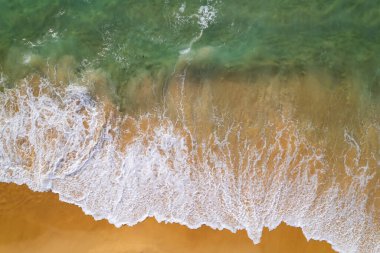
(0, 183, 336, 253)
(0, 2, 379, 251)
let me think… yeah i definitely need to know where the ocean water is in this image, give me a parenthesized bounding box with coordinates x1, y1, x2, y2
(0, 1, 379, 252)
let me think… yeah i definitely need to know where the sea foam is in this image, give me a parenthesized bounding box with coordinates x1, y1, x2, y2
(0, 76, 378, 253)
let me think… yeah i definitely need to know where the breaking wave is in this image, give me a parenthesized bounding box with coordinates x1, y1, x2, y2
(0, 73, 379, 253)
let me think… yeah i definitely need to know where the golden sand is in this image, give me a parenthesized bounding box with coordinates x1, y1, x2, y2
(0, 183, 336, 253)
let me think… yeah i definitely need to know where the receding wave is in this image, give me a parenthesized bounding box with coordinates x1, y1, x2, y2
(0, 70, 379, 253)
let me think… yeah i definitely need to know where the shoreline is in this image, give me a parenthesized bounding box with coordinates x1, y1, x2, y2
(0, 71, 378, 252)
(0, 182, 336, 253)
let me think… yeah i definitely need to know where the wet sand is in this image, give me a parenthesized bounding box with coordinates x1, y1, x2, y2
(0, 65, 378, 252)
(0, 183, 336, 253)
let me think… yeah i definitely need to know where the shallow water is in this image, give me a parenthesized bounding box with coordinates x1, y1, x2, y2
(0, 1, 379, 253)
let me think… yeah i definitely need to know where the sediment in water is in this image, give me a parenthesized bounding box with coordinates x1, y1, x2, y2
(0, 62, 379, 252)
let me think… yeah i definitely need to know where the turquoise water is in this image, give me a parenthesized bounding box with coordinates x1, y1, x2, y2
(1, 0, 379, 97)
(0, 1, 379, 253)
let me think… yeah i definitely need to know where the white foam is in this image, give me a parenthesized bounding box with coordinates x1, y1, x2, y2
(23, 54, 32, 65)
(197, 5, 217, 30)
(180, 47, 191, 55)
(0, 78, 378, 253)
(179, 3, 186, 13)
(176, 3, 217, 55)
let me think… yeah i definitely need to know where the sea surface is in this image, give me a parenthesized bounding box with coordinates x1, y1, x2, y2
(0, 1, 379, 252)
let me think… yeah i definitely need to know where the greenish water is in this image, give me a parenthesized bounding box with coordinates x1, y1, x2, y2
(0, 0, 379, 98)
(0, 2, 379, 252)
